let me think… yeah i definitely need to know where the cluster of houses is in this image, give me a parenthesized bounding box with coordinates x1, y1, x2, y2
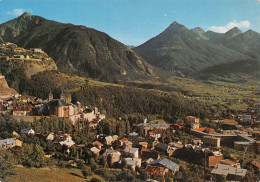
(0, 113, 259, 180)
(0, 42, 48, 62)
(0, 91, 105, 127)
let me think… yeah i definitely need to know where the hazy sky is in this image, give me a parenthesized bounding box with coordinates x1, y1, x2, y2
(0, 0, 260, 46)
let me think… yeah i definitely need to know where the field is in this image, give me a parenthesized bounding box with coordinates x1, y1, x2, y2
(6, 166, 103, 182)
(128, 75, 260, 110)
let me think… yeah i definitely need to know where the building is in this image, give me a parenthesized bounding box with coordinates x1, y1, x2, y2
(104, 136, 113, 145)
(124, 158, 141, 171)
(220, 159, 241, 168)
(103, 149, 121, 165)
(48, 99, 69, 118)
(0, 138, 22, 149)
(21, 128, 35, 135)
(124, 147, 139, 158)
(54, 134, 75, 148)
(211, 164, 247, 181)
(141, 148, 160, 160)
(203, 136, 221, 148)
(149, 131, 162, 140)
(30, 48, 44, 53)
(186, 116, 200, 129)
(90, 147, 100, 155)
(146, 158, 179, 176)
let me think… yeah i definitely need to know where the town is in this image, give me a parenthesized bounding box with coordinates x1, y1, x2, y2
(0, 73, 259, 181)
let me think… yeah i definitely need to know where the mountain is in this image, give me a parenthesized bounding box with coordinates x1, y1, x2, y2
(223, 30, 260, 57)
(0, 12, 154, 82)
(191, 27, 209, 40)
(193, 27, 243, 43)
(133, 22, 249, 76)
(224, 27, 243, 40)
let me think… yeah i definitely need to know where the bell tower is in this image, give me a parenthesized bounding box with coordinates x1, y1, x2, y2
(60, 91, 65, 101)
(48, 91, 53, 101)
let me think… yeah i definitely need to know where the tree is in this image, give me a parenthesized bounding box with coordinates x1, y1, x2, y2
(81, 165, 92, 179)
(89, 158, 98, 171)
(101, 156, 108, 168)
(90, 177, 102, 182)
(0, 149, 15, 180)
(17, 143, 46, 167)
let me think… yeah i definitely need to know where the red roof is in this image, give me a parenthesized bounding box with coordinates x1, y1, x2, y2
(172, 124, 186, 129)
(145, 165, 166, 176)
(193, 127, 215, 132)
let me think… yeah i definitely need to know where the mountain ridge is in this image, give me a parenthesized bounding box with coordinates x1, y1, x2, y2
(0, 13, 155, 82)
(134, 21, 252, 76)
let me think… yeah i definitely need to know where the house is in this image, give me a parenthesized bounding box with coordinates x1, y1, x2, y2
(192, 127, 215, 134)
(46, 133, 55, 141)
(0, 138, 22, 149)
(203, 136, 221, 148)
(191, 138, 203, 146)
(139, 141, 148, 148)
(37, 132, 55, 141)
(54, 134, 75, 148)
(90, 147, 100, 155)
(123, 141, 133, 148)
(92, 141, 103, 150)
(11, 131, 20, 137)
(146, 158, 179, 176)
(207, 151, 223, 167)
(155, 143, 175, 155)
(250, 160, 260, 173)
(104, 136, 113, 145)
(211, 164, 247, 181)
(124, 158, 141, 171)
(220, 159, 241, 168)
(141, 148, 160, 160)
(172, 124, 187, 131)
(145, 166, 167, 176)
(129, 132, 138, 138)
(103, 149, 121, 165)
(137, 121, 170, 136)
(112, 135, 119, 141)
(124, 147, 139, 158)
(186, 116, 200, 129)
(13, 55, 24, 59)
(149, 131, 162, 140)
(21, 128, 35, 135)
(30, 48, 44, 53)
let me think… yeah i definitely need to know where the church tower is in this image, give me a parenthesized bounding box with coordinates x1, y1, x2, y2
(48, 91, 53, 101)
(60, 91, 65, 101)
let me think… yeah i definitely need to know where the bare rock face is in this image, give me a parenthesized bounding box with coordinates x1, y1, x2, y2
(0, 74, 18, 98)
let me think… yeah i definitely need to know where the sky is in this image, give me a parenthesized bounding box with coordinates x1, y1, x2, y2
(0, 0, 260, 46)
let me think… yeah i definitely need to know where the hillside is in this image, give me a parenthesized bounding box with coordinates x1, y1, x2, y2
(0, 12, 154, 82)
(0, 42, 57, 77)
(134, 22, 250, 76)
(0, 74, 18, 98)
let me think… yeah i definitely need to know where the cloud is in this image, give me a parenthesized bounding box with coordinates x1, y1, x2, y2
(209, 20, 251, 33)
(257, 0, 260, 3)
(7, 9, 26, 16)
(164, 14, 168, 17)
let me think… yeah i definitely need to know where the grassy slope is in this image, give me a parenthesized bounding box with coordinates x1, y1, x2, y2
(7, 166, 103, 182)
(129, 75, 260, 110)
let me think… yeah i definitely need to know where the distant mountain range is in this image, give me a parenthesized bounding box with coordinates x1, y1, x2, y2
(0, 13, 154, 82)
(134, 22, 260, 78)
(0, 13, 259, 81)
